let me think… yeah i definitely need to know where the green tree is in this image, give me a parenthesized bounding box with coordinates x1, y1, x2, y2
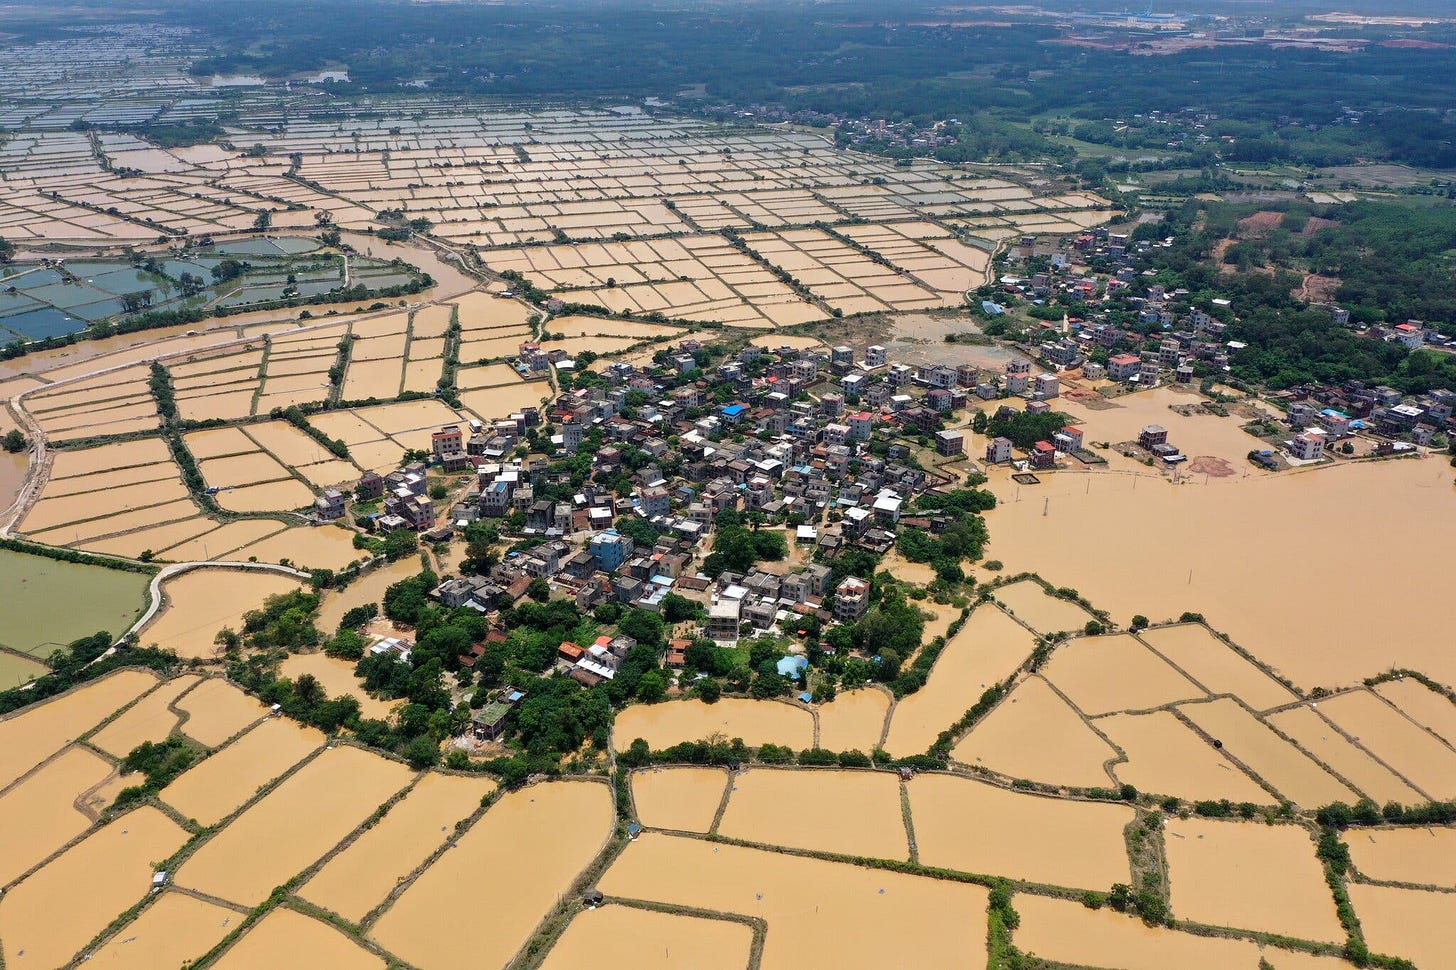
(1, 430, 25, 453)
(382, 529, 419, 561)
(636, 671, 667, 702)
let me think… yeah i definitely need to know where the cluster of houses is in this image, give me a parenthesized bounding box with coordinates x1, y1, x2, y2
(333, 337, 1040, 656)
(995, 228, 1244, 387)
(1270, 380, 1454, 462)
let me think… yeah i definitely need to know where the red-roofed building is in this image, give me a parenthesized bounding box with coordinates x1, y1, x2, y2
(1108, 353, 1142, 381)
(1030, 440, 1057, 470)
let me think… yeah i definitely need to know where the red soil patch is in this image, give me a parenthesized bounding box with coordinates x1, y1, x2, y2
(1302, 217, 1339, 235)
(1188, 456, 1236, 478)
(1237, 211, 1285, 236)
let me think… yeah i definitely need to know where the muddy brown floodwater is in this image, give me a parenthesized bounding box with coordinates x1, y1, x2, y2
(300, 772, 496, 923)
(814, 687, 891, 753)
(614, 698, 813, 751)
(1137, 624, 1297, 713)
(985, 459, 1456, 689)
(0, 668, 154, 788)
(176, 745, 412, 906)
(718, 768, 909, 860)
(1176, 697, 1355, 808)
(1371, 677, 1456, 748)
(0, 805, 189, 968)
(174, 677, 271, 747)
(1042, 633, 1205, 716)
(0, 746, 115, 885)
(1013, 892, 1268, 969)
(883, 605, 1036, 756)
(599, 833, 989, 970)
(1098, 710, 1270, 804)
(89, 674, 201, 758)
(1346, 825, 1456, 889)
(213, 906, 386, 970)
(1265, 705, 1423, 806)
(87, 891, 241, 970)
(1163, 817, 1343, 943)
(540, 905, 753, 970)
(1315, 689, 1456, 799)
(138, 569, 303, 660)
(631, 766, 730, 833)
(952, 675, 1118, 788)
(162, 716, 324, 826)
(370, 780, 612, 970)
(993, 580, 1093, 634)
(909, 773, 1133, 890)
(1347, 882, 1456, 970)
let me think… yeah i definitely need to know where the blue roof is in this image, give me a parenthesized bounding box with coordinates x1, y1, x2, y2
(798, 692, 814, 704)
(982, 301, 1006, 315)
(777, 655, 809, 679)
(722, 404, 747, 417)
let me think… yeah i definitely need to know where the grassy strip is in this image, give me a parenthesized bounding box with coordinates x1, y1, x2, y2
(275, 404, 350, 460)
(326, 330, 354, 405)
(0, 536, 158, 574)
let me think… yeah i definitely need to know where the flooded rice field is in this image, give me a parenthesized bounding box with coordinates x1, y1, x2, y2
(174, 677, 271, 746)
(87, 891, 240, 970)
(1176, 697, 1355, 807)
(1138, 623, 1297, 712)
(1371, 677, 1456, 747)
(0, 805, 188, 969)
(213, 907, 385, 970)
(984, 458, 1456, 690)
(0, 745, 115, 885)
(162, 716, 323, 826)
(300, 772, 495, 923)
(0, 669, 154, 788)
(1265, 705, 1423, 806)
(952, 675, 1118, 788)
(1314, 690, 1456, 799)
(1163, 817, 1343, 942)
(88, 673, 201, 758)
(278, 652, 397, 720)
(1346, 825, 1456, 888)
(177, 745, 411, 906)
(631, 765, 729, 833)
(1098, 710, 1271, 803)
(1012, 892, 1268, 970)
(317, 558, 427, 631)
(909, 773, 1133, 889)
(615, 697, 814, 751)
(882, 605, 1036, 756)
(599, 833, 989, 970)
(992, 580, 1093, 634)
(1347, 882, 1456, 970)
(232, 524, 363, 571)
(718, 768, 909, 859)
(370, 780, 613, 970)
(1042, 633, 1205, 717)
(138, 568, 302, 659)
(541, 905, 752, 970)
(814, 687, 890, 753)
